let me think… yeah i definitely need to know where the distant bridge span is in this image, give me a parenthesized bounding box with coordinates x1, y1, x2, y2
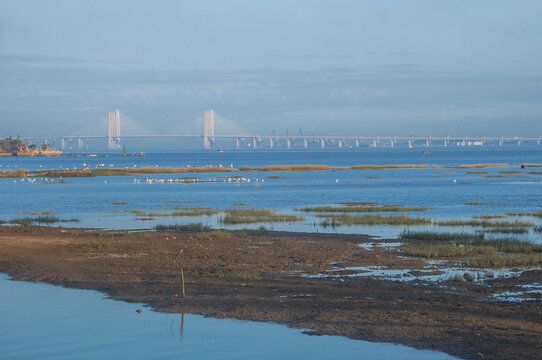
(5, 110, 542, 150)
(9, 134, 542, 150)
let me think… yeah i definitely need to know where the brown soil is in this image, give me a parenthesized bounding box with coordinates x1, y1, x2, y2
(0, 226, 540, 360)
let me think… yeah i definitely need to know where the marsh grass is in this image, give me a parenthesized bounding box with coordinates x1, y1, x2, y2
(221, 208, 303, 224)
(466, 171, 489, 174)
(19, 210, 56, 215)
(155, 224, 212, 232)
(401, 244, 497, 258)
(144, 207, 218, 218)
(27, 167, 237, 178)
(483, 228, 528, 234)
(472, 214, 507, 220)
(400, 230, 542, 267)
(508, 211, 542, 219)
(8, 216, 79, 225)
(437, 219, 533, 228)
(239, 164, 430, 172)
(154, 224, 269, 236)
(464, 254, 542, 268)
(299, 205, 430, 213)
(452, 164, 508, 169)
(400, 230, 484, 243)
(465, 202, 489, 206)
(319, 214, 431, 227)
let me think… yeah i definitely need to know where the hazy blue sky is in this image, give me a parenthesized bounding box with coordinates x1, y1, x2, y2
(1, 0, 541, 136)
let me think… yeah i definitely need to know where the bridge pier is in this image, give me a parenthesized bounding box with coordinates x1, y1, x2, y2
(236, 137, 240, 149)
(321, 139, 325, 148)
(78, 137, 83, 149)
(338, 138, 343, 148)
(303, 138, 308, 149)
(287, 137, 292, 149)
(252, 137, 257, 149)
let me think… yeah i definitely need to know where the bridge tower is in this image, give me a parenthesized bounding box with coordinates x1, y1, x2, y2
(108, 110, 121, 150)
(203, 109, 215, 150)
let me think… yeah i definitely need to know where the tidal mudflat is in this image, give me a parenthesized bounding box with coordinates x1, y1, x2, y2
(0, 225, 540, 360)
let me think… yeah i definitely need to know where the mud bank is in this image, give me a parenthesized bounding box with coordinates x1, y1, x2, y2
(0, 226, 540, 360)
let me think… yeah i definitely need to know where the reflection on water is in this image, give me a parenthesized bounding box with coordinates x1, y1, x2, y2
(0, 275, 458, 359)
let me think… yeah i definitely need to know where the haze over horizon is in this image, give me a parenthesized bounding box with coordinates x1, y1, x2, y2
(1, 0, 542, 137)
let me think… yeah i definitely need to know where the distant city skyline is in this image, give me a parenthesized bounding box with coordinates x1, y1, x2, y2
(1, 0, 542, 137)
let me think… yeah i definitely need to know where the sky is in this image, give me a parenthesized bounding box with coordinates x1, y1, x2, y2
(1, 0, 542, 137)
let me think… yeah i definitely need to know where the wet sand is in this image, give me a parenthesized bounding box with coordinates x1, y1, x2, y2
(0, 226, 540, 359)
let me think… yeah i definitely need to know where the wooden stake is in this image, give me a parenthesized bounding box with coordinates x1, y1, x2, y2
(180, 267, 185, 298)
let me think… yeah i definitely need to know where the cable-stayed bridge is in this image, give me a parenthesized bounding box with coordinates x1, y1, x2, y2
(10, 109, 542, 150)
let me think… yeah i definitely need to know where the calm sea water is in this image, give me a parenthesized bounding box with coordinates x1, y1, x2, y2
(1, 147, 541, 241)
(0, 148, 538, 359)
(0, 275, 458, 360)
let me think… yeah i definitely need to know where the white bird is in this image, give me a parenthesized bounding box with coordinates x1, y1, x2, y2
(453, 179, 457, 183)
(336, 178, 339, 183)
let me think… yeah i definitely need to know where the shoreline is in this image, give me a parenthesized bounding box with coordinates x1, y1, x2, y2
(0, 162, 535, 179)
(0, 225, 540, 360)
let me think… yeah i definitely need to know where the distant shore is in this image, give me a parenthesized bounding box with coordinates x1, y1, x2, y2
(0, 149, 62, 157)
(2, 162, 540, 179)
(0, 225, 540, 360)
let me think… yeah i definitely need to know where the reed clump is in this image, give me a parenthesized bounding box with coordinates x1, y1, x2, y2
(400, 231, 484, 243)
(144, 207, 218, 218)
(464, 254, 542, 268)
(437, 219, 533, 228)
(299, 205, 430, 213)
(508, 211, 542, 219)
(8, 216, 79, 226)
(401, 244, 497, 258)
(472, 214, 507, 220)
(400, 230, 542, 267)
(483, 228, 528, 234)
(319, 214, 431, 227)
(154, 224, 212, 232)
(221, 208, 303, 224)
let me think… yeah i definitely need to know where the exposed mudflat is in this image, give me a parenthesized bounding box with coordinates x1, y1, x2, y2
(0, 226, 540, 360)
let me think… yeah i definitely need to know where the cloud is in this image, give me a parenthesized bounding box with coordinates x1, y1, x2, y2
(0, 60, 541, 136)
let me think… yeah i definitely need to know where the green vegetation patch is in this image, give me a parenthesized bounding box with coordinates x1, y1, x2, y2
(508, 211, 542, 219)
(8, 216, 80, 226)
(155, 224, 212, 232)
(319, 214, 431, 227)
(400, 230, 542, 268)
(221, 208, 303, 224)
(138, 207, 218, 218)
(472, 214, 507, 220)
(437, 219, 533, 228)
(299, 205, 430, 213)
